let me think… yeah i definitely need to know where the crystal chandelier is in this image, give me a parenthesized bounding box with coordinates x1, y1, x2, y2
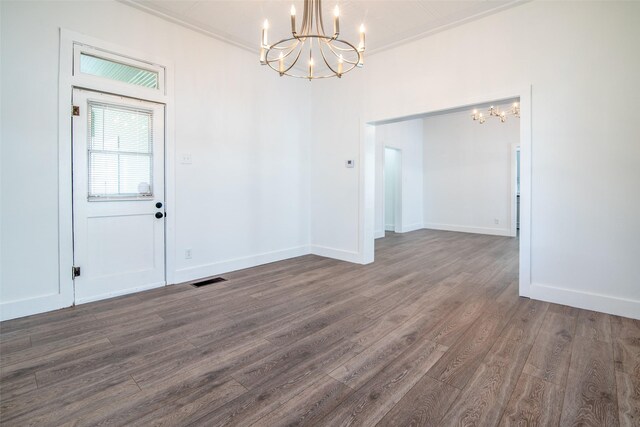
(259, 0, 365, 80)
(471, 103, 520, 124)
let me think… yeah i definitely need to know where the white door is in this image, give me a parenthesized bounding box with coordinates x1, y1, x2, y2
(72, 88, 166, 304)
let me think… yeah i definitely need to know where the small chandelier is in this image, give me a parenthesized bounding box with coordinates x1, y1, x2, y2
(472, 103, 520, 124)
(259, 0, 365, 80)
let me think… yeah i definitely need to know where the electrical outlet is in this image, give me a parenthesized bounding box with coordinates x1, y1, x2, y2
(181, 153, 192, 164)
(185, 249, 192, 259)
(494, 219, 499, 225)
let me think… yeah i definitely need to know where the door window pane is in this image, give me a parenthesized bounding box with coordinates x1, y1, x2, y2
(88, 102, 153, 199)
(80, 53, 159, 89)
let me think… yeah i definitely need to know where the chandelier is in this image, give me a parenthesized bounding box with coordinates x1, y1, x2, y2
(471, 103, 520, 124)
(259, 0, 365, 80)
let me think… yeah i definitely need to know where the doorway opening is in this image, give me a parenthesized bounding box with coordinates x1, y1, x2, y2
(362, 90, 531, 297)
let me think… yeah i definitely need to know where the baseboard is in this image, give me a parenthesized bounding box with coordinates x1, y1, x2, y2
(423, 222, 512, 237)
(0, 293, 74, 322)
(374, 230, 385, 239)
(310, 245, 363, 264)
(75, 281, 166, 305)
(399, 223, 423, 233)
(530, 283, 640, 320)
(173, 245, 311, 284)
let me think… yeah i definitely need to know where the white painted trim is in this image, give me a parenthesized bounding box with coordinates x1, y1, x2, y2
(117, 0, 256, 54)
(117, 0, 527, 58)
(374, 230, 385, 239)
(359, 121, 376, 264)
(1, 294, 72, 322)
(530, 283, 640, 320)
(399, 223, 424, 233)
(75, 281, 166, 305)
(362, 85, 532, 299)
(173, 246, 311, 284)
(310, 245, 363, 264)
(423, 223, 512, 237)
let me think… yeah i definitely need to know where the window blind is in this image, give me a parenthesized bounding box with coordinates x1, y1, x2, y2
(88, 102, 153, 199)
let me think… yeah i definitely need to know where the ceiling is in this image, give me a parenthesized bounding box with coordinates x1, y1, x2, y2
(122, 0, 524, 54)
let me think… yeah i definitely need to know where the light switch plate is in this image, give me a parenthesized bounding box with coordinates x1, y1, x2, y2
(345, 160, 355, 168)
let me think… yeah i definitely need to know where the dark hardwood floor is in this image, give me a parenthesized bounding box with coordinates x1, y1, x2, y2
(1, 230, 638, 426)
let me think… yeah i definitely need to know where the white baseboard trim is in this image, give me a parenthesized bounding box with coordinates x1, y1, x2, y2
(530, 283, 640, 320)
(310, 245, 363, 264)
(423, 223, 512, 237)
(75, 281, 166, 305)
(399, 223, 423, 233)
(0, 294, 74, 322)
(173, 245, 311, 284)
(374, 230, 385, 239)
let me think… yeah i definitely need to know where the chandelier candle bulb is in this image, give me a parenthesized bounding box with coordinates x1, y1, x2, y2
(279, 52, 285, 75)
(309, 57, 314, 80)
(338, 54, 343, 76)
(359, 24, 366, 51)
(262, 19, 269, 46)
(291, 5, 296, 34)
(260, 47, 266, 64)
(333, 6, 340, 35)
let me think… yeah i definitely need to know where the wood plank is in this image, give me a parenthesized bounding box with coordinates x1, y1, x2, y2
(500, 298, 549, 345)
(320, 339, 447, 426)
(253, 374, 353, 426)
(439, 337, 532, 426)
(377, 375, 460, 426)
(426, 307, 517, 389)
(522, 311, 576, 386)
(576, 309, 613, 343)
(560, 337, 619, 426)
(0, 336, 31, 356)
(615, 370, 640, 427)
(498, 373, 563, 426)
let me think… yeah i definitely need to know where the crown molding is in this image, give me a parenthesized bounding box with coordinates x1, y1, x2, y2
(117, 0, 530, 58)
(116, 0, 257, 53)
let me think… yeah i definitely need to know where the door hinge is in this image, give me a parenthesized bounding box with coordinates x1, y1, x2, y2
(72, 266, 81, 278)
(72, 105, 80, 116)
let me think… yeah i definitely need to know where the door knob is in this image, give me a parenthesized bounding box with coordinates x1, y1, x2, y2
(156, 202, 163, 208)
(155, 212, 164, 219)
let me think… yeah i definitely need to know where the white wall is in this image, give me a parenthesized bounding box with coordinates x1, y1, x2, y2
(310, 1, 640, 318)
(383, 148, 397, 231)
(375, 119, 424, 237)
(0, 0, 311, 319)
(423, 105, 519, 236)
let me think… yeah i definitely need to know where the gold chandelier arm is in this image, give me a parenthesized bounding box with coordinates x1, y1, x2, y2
(316, 0, 327, 37)
(301, 0, 310, 35)
(324, 40, 360, 65)
(318, 39, 339, 75)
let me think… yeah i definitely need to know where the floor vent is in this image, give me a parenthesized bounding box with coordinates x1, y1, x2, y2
(191, 277, 227, 287)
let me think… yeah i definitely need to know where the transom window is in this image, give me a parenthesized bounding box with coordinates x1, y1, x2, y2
(80, 53, 159, 89)
(73, 44, 165, 93)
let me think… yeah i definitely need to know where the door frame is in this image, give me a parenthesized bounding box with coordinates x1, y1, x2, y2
(57, 29, 175, 310)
